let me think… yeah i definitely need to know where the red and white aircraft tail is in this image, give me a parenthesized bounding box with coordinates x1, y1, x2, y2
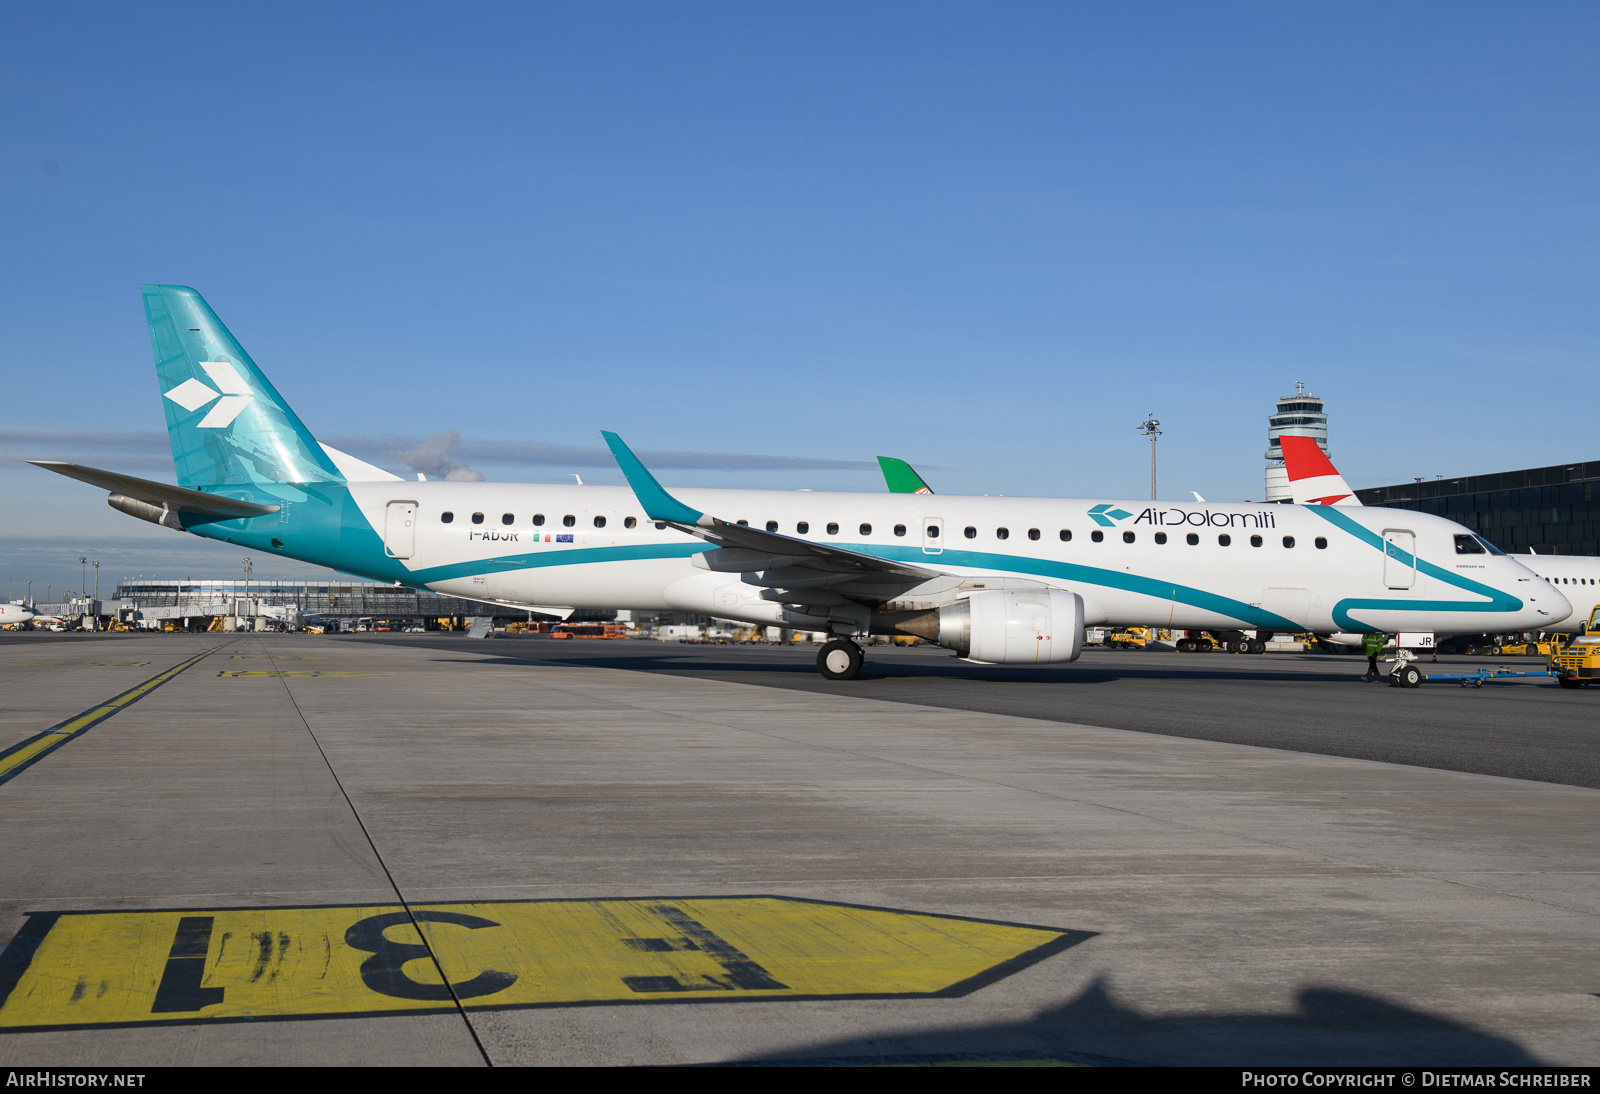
(1280, 435, 1361, 506)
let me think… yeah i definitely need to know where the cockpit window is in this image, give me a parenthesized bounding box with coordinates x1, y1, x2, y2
(1454, 534, 1485, 555)
(1475, 535, 1505, 556)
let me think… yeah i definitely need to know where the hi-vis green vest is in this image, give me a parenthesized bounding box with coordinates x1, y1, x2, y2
(1362, 633, 1386, 656)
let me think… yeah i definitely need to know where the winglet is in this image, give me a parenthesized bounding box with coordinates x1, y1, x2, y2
(601, 432, 708, 526)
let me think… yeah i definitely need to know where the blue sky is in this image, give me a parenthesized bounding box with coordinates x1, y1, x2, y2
(3, 2, 1597, 590)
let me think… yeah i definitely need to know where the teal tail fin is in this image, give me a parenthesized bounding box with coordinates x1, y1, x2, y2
(142, 284, 344, 488)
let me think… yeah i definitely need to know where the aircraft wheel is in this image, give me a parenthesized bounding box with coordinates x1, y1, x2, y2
(817, 640, 863, 681)
(1395, 665, 1423, 688)
(1489, 645, 1502, 656)
(1248, 640, 1266, 654)
(1178, 639, 1194, 652)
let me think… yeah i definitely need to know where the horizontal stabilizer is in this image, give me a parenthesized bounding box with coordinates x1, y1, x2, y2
(28, 462, 280, 518)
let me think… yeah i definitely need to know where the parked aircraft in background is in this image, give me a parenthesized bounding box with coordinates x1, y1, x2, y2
(1280, 436, 1360, 506)
(877, 457, 933, 494)
(0, 603, 39, 625)
(33, 286, 1571, 680)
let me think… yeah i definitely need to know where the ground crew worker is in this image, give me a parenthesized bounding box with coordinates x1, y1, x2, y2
(1362, 632, 1386, 682)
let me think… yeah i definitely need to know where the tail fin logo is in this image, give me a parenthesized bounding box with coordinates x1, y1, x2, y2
(163, 361, 255, 429)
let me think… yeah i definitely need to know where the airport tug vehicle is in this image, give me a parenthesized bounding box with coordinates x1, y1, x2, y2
(1552, 637, 1600, 689)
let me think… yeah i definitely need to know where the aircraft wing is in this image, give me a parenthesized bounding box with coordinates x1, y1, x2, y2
(29, 462, 281, 518)
(603, 433, 944, 599)
(1279, 436, 1361, 506)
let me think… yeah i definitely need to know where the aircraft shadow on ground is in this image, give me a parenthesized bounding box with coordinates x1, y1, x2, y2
(734, 976, 1543, 1067)
(412, 644, 1362, 687)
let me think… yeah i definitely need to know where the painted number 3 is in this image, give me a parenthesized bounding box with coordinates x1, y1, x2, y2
(344, 911, 518, 1001)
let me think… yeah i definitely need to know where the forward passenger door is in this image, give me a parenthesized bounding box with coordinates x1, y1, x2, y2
(1383, 530, 1416, 589)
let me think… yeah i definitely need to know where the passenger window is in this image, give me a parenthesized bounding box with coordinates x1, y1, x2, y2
(471, 512, 484, 525)
(964, 526, 977, 539)
(1314, 537, 1327, 549)
(1186, 533, 1199, 545)
(1028, 528, 1040, 541)
(502, 513, 514, 526)
(1251, 535, 1263, 547)
(1059, 529, 1072, 542)
(1091, 530, 1104, 543)
(654, 522, 666, 530)
(1122, 531, 1135, 543)
(797, 522, 810, 534)
(859, 523, 872, 535)
(624, 517, 637, 529)
(562, 515, 575, 527)
(1154, 532, 1167, 544)
(894, 524, 906, 537)
(997, 528, 1010, 540)
(594, 516, 606, 528)
(1454, 534, 1486, 555)
(826, 523, 839, 535)
(1218, 534, 1230, 546)
(736, 520, 748, 526)
(925, 524, 939, 538)
(532, 514, 545, 526)
(1283, 536, 1296, 548)
(441, 512, 454, 524)
(766, 521, 779, 532)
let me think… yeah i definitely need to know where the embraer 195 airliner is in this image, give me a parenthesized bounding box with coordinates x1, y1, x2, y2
(34, 286, 1570, 680)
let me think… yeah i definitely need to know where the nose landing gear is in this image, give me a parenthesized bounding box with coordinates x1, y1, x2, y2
(818, 638, 864, 681)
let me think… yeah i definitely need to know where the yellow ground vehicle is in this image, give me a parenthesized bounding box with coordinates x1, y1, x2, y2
(1553, 636, 1600, 689)
(1105, 627, 1166, 649)
(1497, 635, 1570, 658)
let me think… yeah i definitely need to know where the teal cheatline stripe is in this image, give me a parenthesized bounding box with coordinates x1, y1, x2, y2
(601, 432, 705, 526)
(1302, 506, 1523, 630)
(406, 541, 711, 584)
(866, 545, 1302, 630)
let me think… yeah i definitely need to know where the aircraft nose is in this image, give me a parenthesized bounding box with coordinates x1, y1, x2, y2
(1538, 582, 1573, 627)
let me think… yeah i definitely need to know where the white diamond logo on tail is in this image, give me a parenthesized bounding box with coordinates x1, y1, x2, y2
(164, 377, 220, 413)
(162, 362, 255, 428)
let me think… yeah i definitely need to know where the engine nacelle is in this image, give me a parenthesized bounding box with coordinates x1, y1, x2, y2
(108, 492, 184, 531)
(902, 589, 1084, 664)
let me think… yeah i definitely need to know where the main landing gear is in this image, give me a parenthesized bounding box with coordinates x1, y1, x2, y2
(817, 638, 864, 681)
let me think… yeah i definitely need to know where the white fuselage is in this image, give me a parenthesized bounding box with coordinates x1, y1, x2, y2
(342, 482, 1569, 637)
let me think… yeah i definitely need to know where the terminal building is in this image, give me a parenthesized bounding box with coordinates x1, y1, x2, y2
(1356, 461, 1600, 557)
(111, 580, 617, 631)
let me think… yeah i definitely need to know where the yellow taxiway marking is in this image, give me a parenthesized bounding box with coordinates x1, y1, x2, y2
(1, 662, 153, 668)
(216, 670, 378, 678)
(229, 655, 325, 660)
(0, 646, 227, 787)
(0, 898, 1088, 1030)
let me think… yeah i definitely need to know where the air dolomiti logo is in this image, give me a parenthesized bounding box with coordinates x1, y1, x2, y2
(163, 361, 255, 428)
(1087, 504, 1133, 527)
(1088, 504, 1277, 529)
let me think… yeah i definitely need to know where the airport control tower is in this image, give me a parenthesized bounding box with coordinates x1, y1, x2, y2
(1264, 382, 1329, 502)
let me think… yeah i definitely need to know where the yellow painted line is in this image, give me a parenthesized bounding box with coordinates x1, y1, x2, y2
(0, 645, 228, 787)
(0, 897, 1089, 1031)
(229, 655, 324, 660)
(215, 670, 379, 678)
(1, 662, 153, 668)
